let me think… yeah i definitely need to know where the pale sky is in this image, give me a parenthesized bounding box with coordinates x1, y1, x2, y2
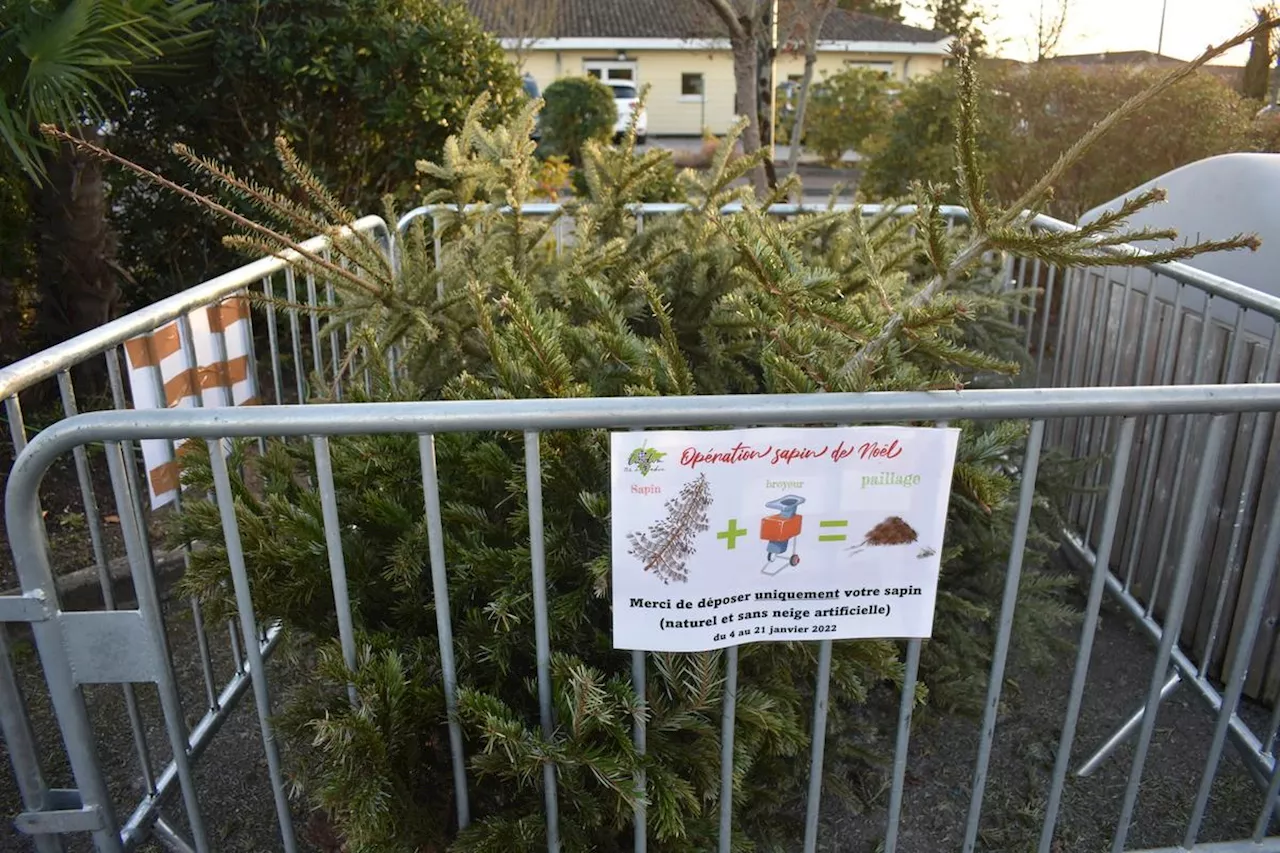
(901, 0, 1264, 66)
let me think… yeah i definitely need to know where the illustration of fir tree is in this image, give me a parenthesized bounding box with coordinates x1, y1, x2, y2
(627, 474, 713, 584)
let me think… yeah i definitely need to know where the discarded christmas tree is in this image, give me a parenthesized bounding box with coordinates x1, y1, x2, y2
(46, 25, 1272, 852)
(627, 474, 713, 583)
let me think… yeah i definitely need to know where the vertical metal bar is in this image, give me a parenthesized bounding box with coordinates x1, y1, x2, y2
(961, 420, 1045, 853)
(1049, 269, 1076, 388)
(1081, 270, 1136, 545)
(1110, 415, 1228, 853)
(1038, 418, 1136, 853)
(631, 647, 647, 853)
(1145, 295, 1214, 618)
(418, 434, 470, 829)
(1021, 258, 1039, 347)
(105, 443, 210, 853)
(171, 319, 230, 710)
(239, 288, 267, 456)
(228, 622, 244, 673)
(284, 267, 306, 403)
(107, 348, 180, 672)
(1121, 285, 1186, 592)
(312, 436, 358, 706)
(1254, 749, 1280, 840)
(432, 212, 443, 278)
(0, 400, 62, 853)
(1013, 256, 1034, 338)
(1072, 270, 1119, 531)
(1201, 326, 1280, 677)
(206, 443, 299, 853)
(884, 638, 922, 853)
(59, 371, 161, 787)
(1011, 255, 1029, 331)
(524, 431, 560, 852)
(7, 453, 122, 853)
(886, 417, 951, 852)
(56, 372, 112, 587)
(306, 270, 323, 383)
(263, 276, 284, 405)
(1185, 477, 1280, 846)
(189, 598, 219, 711)
(0, 626, 62, 853)
(1034, 265, 1057, 378)
(801, 639, 834, 852)
(1128, 269, 1162, 387)
(718, 644, 740, 853)
(326, 278, 341, 393)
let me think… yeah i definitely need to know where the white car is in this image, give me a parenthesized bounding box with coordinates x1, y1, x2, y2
(608, 81, 647, 144)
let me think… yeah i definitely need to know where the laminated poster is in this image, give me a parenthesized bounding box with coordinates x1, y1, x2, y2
(610, 426, 960, 652)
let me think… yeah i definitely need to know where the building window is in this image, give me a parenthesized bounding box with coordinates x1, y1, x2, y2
(681, 72, 705, 99)
(843, 60, 894, 80)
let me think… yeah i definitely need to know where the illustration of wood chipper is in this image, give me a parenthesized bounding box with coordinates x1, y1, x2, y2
(760, 495, 805, 575)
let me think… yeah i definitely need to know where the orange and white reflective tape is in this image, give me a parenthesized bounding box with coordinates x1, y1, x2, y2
(122, 294, 260, 508)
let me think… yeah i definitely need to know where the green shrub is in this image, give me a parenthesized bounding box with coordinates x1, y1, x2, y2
(104, 0, 520, 307)
(795, 68, 895, 165)
(862, 65, 1259, 220)
(1253, 108, 1280, 152)
(539, 77, 617, 165)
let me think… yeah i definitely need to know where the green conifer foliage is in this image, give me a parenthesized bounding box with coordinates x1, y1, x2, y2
(49, 35, 1269, 852)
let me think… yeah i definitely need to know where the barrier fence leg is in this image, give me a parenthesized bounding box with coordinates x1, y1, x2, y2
(1076, 671, 1181, 777)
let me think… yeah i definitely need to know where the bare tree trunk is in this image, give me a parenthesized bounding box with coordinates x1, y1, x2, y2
(33, 132, 120, 389)
(704, 0, 770, 196)
(731, 26, 769, 195)
(786, 7, 833, 180)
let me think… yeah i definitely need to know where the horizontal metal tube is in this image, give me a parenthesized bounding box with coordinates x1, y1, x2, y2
(1129, 841, 1280, 853)
(396, 202, 972, 232)
(1063, 533, 1275, 780)
(119, 626, 281, 849)
(9, 386, 1280, 498)
(398, 203, 1280, 320)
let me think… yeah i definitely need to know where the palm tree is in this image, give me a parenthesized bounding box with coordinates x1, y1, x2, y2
(1, 0, 208, 361)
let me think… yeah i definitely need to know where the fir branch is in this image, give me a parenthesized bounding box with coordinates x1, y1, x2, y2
(836, 18, 1273, 383)
(41, 125, 384, 299)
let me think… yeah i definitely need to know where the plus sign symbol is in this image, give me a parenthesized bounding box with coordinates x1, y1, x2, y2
(717, 519, 748, 550)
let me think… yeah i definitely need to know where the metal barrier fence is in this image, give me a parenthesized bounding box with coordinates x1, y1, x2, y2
(6, 389, 1280, 853)
(1001, 224, 1280, 784)
(0, 215, 394, 852)
(2, 203, 1280, 852)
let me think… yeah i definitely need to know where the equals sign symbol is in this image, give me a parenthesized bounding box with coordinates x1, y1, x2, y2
(818, 519, 849, 542)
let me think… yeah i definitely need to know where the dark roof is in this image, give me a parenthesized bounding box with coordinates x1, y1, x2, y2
(1043, 50, 1187, 66)
(466, 0, 945, 44)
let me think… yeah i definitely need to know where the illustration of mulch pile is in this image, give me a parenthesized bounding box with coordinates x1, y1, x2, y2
(848, 515, 919, 555)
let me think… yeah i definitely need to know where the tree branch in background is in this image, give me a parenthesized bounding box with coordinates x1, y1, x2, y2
(1033, 0, 1070, 62)
(1242, 5, 1277, 99)
(699, 0, 770, 196)
(838, 16, 1278, 381)
(39, 125, 383, 298)
(785, 0, 837, 183)
(470, 0, 561, 73)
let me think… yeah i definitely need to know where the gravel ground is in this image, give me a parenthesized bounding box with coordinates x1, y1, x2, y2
(815, 584, 1277, 853)
(1, 553, 1276, 852)
(0, 599, 321, 853)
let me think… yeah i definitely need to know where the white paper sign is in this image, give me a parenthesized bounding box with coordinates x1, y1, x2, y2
(610, 426, 960, 652)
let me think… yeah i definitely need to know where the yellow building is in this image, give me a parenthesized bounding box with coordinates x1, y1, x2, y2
(468, 0, 950, 137)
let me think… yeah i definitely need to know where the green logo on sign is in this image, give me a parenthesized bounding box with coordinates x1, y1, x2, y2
(627, 446, 667, 477)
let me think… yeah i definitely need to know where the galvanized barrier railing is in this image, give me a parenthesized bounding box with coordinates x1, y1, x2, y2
(0, 215, 394, 852)
(1001, 220, 1280, 784)
(4, 387, 1280, 853)
(2, 203, 1280, 851)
